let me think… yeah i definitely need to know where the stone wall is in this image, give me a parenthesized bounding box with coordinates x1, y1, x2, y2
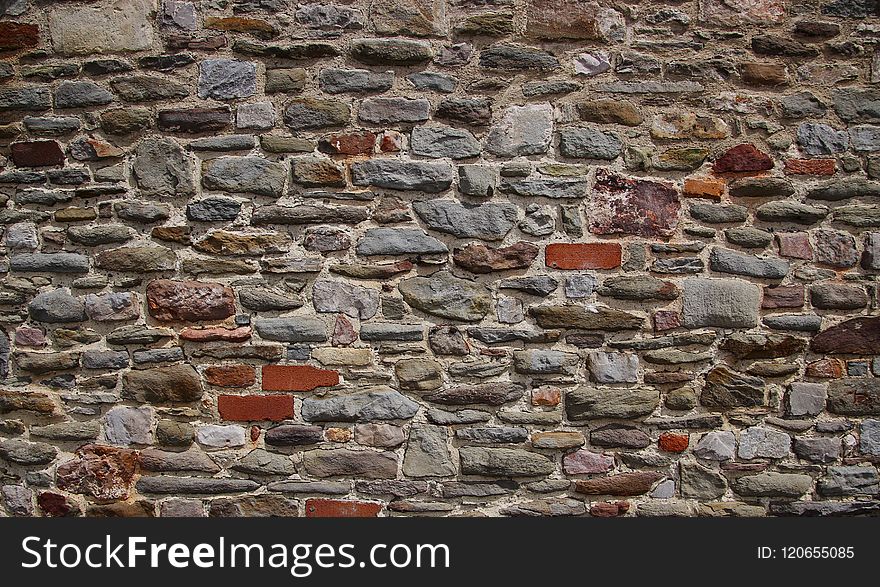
(0, 0, 879, 518)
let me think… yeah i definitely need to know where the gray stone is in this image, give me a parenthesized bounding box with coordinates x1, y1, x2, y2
(479, 44, 559, 70)
(407, 72, 456, 93)
(566, 387, 659, 420)
(808, 178, 880, 201)
(11, 253, 89, 274)
(513, 350, 578, 375)
(355, 423, 406, 448)
(694, 431, 736, 461)
(763, 314, 823, 332)
(28, 289, 85, 323)
(780, 92, 826, 118)
(136, 477, 259, 495)
(196, 425, 246, 449)
(785, 382, 827, 417)
(111, 75, 189, 102)
(734, 472, 812, 497)
(311, 280, 379, 319)
(861, 420, 880, 456)
(828, 379, 880, 416)
(725, 227, 773, 248)
(793, 437, 840, 463)
(486, 104, 553, 156)
(709, 248, 789, 279)
(681, 278, 760, 329)
(0, 87, 51, 112)
(411, 126, 481, 159)
(283, 98, 350, 130)
(413, 200, 516, 241)
(588, 352, 639, 383)
(403, 425, 455, 477)
(680, 461, 727, 499)
(198, 59, 257, 100)
(253, 317, 327, 342)
(356, 227, 448, 256)
(84, 292, 139, 322)
(500, 177, 588, 199)
(82, 350, 129, 370)
(359, 97, 430, 123)
(399, 271, 491, 322)
(202, 156, 286, 197)
(360, 322, 424, 341)
(4, 222, 38, 251)
(104, 406, 153, 445)
(755, 200, 828, 224)
(500, 276, 558, 297)
(590, 424, 650, 448)
(351, 160, 454, 192)
(319, 68, 393, 93)
(303, 449, 398, 479)
(48, 0, 155, 55)
(264, 424, 323, 446)
(55, 81, 114, 108)
(0, 439, 57, 465)
(689, 202, 748, 224)
(810, 283, 869, 310)
(818, 466, 879, 497)
(850, 125, 880, 152)
(559, 126, 623, 160)
(233, 449, 295, 476)
(458, 165, 496, 197)
(29, 421, 100, 441)
(833, 87, 880, 123)
(187, 198, 242, 222)
(296, 4, 365, 29)
(459, 447, 554, 477)
(68, 224, 134, 246)
(457, 427, 529, 444)
(236, 102, 276, 130)
(302, 390, 419, 422)
(2, 485, 33, 516)
(189, 135, 256, 152)
(796, 122, 849, 155)
(738, 427, 791, 459)
(133, 137, 195, 197)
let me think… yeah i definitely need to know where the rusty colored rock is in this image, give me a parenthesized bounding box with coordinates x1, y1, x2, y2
(574, 472, 665, 496)
(56, 445, 140, 501)
(712, 144, 774, 174)
(147, 279, 236, 322)
(589, 169, 680, 237)
(262, 365, 340, 391)
(454, 242, 539, 274)
(545, 243, 622, 270)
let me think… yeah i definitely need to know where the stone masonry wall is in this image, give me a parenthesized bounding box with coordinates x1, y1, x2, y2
(0, 0, 879, 518)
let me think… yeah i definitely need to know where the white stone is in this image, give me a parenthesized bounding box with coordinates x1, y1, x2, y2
(738, 427, 791, 460)
(196, 425, 246, 449)
(588, 351, 638, 383)
(48, 0, 156, 55)
(574, 52, 611, 76)
(236, 102, 277, 130)
(693, 431, 736, 461)
(104, 406, 153, 445)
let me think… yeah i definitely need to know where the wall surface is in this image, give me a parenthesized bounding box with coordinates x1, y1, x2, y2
(0, 0, 879, 518)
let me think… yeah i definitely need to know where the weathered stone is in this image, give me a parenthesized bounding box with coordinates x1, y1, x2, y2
(28, 289, 86, 323)
(818, 466, 879, 497)
(738, 427, 791, 459)
(95, 246, 176, 272)
(48, 0, 154, 55)
(56, 445, 138, 500)
(403, 425, 455, 477)
(123, 365, 203, 403)
(566, 388, 659, 420)
(694, 431, 736, 461)
(574, 472, 664, 496)
(399, 272, 490, 322)
(459, 447, 554, 477)
(303, 449, 398, 479)
(734, 472, 812, 498)
(426, 383, 524, 406)
(414, 200, 516, 241)
(146, 280, 235, 322)
(486, 104, 553, 157)
(351, 160, 453, 192)
(311, 280, 379, 319)
(302, 390, 418, 422)
(709, 248, 789, 279)
(590, 169, 679, 237)
(202, 156, 285, 197)
(0, 439, 57, 466)
(480, 44, 559, 70)
(827, 379, 880, 416)
(701, 366, 765, 409)
(410, 126, 481, 159)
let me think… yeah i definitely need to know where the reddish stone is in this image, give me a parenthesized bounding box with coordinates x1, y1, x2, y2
(545, 242, 622, 270)
(454, 241, 539, 274)
(38, 492, 79, 517)
(332, 314, 357, 346)
(325, 427, 352, 442)
(776, 232, 812, 260)
(10, 141, 65, 167)
(784, 158, 835, 175)
(147, 279, 236, 322)
(590, 169, 680, 237)
(762, 284, 804, 309)
(589, 501, 630, 518)
(179, 326, 252, 342)
(658, 433, 689, 453)
(204, 16, 277, 37)
(815, 229, 859, 268)
(319, 131, 376, 155)
(712, 143, 774, 174)
(574, 472, 665, 496)
(204, 365, 256, 388)
(0, 22, 39, 51)
(379, 131, 402, 152)
(262, 365, 339, 391)
(810, 317, 880, 354)
(563, 449, 614, 475)
(56, 445, 140, 501)
(524, 0, 613, 40)
(218, 395, 295, 421)
(683, 177, 725, 199)
(653, 310, 681, 332)
(531, 386, 561, 407)
(15, 326, 46, 347)
(250, 425, 261, 441)
(305, 499, 381, 518)
(806, 358, 845, 379)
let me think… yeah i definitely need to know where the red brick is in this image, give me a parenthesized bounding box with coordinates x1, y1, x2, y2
(305, 499, 381, 518)
(10, 141, 65, 167)
(784, 158, 835, 176)
(545, 243, 621, 270)
(262, 365, 339, 391)
(204, 365, 256, 388)
(712, 143, 773, 174)
(218, 394, 294, 421)
(658, 433, 689, 453)
(0, 22, 39, 52)
(319, 131, 376, 155)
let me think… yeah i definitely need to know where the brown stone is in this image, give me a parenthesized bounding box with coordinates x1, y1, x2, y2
(157, 107, 231, 133)
(531, 387, 561, 407)
(146, 279, 236, 322)
(811, 317, 880, 354)
(740, 62, 788, 86)
(454, 242, 539, 273)
(545, 243, 621, 270)
(38, 492, 80, 517)
(524, 0, 619, 40)
(319, 131, 377, 155)
(701, 366, 765, 408)
(720, 333, 806, 359)
(683, 177, 725, 199)
(658, 433, 689, 453)
(0, 389, 58, 415)
(784, 159, 835, 176)
(0, 22, 40, 51)
(10, 141, 65, 167)
(204, 365, 256, 388)
(776, 232, 813, 260)
(179, 326, 252, 342)
(87, 501, 155, 517)
(56, 444, 140, 501)
(589, 169, 680, 237)
(194, 231, 291, 256)
(576, 99, 643, 126)
(713, 144, 774, 174)
(589, 501, 629, 517)
(762, 285, 804, 309)
(262, 365, 339, 392)
(806, 358, 845, 379)
(123, 364, 203, 403)
(574, 472, 664, 496)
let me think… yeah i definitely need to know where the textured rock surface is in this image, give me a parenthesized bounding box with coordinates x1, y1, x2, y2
(0, 1, 876, 519)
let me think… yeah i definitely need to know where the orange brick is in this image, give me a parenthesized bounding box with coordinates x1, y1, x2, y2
(545, 243, 621, 270)
(784, 158, 835, 176)
(218, 395, 294, 421)
(305, 499, 381, 518)
(658, 432, 689, 453)
(262, 365, 339, 391)
(531, 387, 561, 407)
(683, 177, 725, 199)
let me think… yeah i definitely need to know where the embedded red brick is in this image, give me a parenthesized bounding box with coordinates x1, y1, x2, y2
(712, 143, 773, 174)
(0, 22, 39, 51)
(204, 365, 256, 388)
(545, 243, 622, 270)
(262, 365, 339, 391)
(10, 141, 65, 167)
(319, 131, 376, 155)
(784, 158, 835, 175)
(305, 499, 381, 518)
(658, 433, 689, 453)
(218, 394, 294, 421)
